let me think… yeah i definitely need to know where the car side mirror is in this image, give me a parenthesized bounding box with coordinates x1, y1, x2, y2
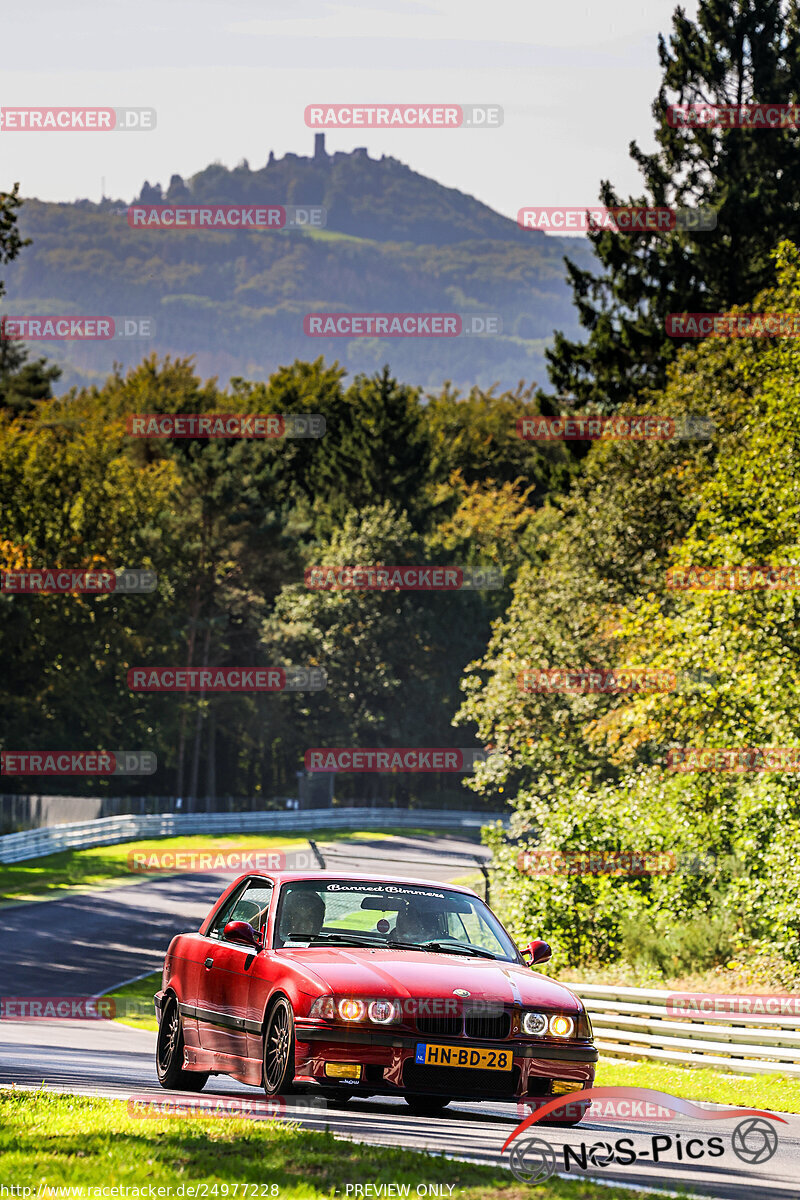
(522, 939, 552, 966)
(224, 920, 262, 949)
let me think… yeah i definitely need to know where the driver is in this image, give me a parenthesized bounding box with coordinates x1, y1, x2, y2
(278, 889, 325, 945)
(392, 904, 446, 944)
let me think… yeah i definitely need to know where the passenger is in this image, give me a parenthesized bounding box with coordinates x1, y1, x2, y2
(392, 905, 446, 944)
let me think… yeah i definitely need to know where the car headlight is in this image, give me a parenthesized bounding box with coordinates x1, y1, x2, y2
(549, 1013, 575, 1037)
(338, 998, 367, 1022)
(522, 1011, 548, 1035)
(367, 999, 401, 1024)
(309, 995, 335, 1020)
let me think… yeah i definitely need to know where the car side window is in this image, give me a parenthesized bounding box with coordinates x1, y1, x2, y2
(208, 880, 273, 940)
(227, 884, 273, 933)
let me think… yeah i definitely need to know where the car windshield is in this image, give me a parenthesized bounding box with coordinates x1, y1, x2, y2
(272, 879, 518, 961)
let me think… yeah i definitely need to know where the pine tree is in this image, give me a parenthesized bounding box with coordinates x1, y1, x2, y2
(0, 184, 61, 412)
(546, 0, 800, 410)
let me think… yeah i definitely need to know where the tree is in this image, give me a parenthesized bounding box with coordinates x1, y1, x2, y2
(546, 0, 800, 411)
(264, 503, 490, 806)
(0, 183, 61, 412)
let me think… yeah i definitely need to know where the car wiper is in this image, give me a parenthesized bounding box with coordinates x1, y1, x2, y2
(387, 939, 498, 960)
(304, 932, 380, 947)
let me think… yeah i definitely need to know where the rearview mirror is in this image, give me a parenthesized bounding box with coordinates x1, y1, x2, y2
(522, 939, 552, 966)
(224, 920, 262, 949)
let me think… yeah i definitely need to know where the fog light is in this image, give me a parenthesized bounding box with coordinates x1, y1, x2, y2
(549, 1014, 575, 1038)
(551, 1080, 584, 1095)
(324, 1062, 362, 1080)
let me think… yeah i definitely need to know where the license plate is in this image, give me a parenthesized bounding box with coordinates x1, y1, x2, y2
(415, 1043, 513, 1071)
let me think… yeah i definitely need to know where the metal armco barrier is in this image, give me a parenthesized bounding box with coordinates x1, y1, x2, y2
(0, 808, 505, 865)
(573, 982, 800, 1077)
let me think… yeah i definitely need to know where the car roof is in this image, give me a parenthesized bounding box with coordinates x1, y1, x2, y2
(238, 869, 481, 896)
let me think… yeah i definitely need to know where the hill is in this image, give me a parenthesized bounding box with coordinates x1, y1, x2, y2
(2, 137, 594, 392)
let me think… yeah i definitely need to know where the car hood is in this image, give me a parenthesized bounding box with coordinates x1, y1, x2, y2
(275, 947, 583, 1011)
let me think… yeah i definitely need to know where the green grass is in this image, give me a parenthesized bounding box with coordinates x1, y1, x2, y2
(0, 1091, 656, 1198)
(107, 971, 162, 1032)
(595, 1056, 800, 1114)
(0, 828, 465, 906)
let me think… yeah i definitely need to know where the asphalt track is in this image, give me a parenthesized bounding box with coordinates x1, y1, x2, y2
(1, 833, 798, 1198)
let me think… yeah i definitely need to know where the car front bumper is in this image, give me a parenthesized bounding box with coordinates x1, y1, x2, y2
(293, 1023, 597, 1107)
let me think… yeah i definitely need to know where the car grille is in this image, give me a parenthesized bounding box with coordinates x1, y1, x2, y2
(403, 1060, 520, 1098)
(414, 1008, 511, 1040)
(416, 1016, 462, 1037)
(464, 1012, 511, 1040)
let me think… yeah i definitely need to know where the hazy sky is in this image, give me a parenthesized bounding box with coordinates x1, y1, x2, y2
(1, 0, 699, 222)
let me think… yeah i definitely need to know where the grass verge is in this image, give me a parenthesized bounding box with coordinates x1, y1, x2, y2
(0, 827, 472, 906)
(0, 1090, 655, 1198)
(107, 971, 162, 1032)
(595, 1056, 800, 1114)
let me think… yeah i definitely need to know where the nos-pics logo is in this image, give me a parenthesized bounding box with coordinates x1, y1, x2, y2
(504, 1088, 783, 1185)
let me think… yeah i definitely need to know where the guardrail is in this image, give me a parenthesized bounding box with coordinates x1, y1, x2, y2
(0, 808, 505, 865)
(572, 982, 800, 1077)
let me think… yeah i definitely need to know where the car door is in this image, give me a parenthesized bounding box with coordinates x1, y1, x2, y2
(196, 879, 274, 1059)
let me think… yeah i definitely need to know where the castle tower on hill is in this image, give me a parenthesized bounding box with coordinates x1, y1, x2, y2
(314, 132, 327, 160)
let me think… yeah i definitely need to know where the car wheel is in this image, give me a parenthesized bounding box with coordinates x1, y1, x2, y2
(156, 995, 209, 1091)
(403, 1094, 451, 1115)
(263, 997, 295, 1095)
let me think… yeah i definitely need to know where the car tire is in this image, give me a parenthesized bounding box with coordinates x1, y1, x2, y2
(403, 1094, 451, 1115)
(156, 995, 209, 1091)
(263, 997, 296, 1095)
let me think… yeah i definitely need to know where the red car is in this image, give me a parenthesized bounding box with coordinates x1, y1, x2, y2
(155, 870, 596, 1119)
